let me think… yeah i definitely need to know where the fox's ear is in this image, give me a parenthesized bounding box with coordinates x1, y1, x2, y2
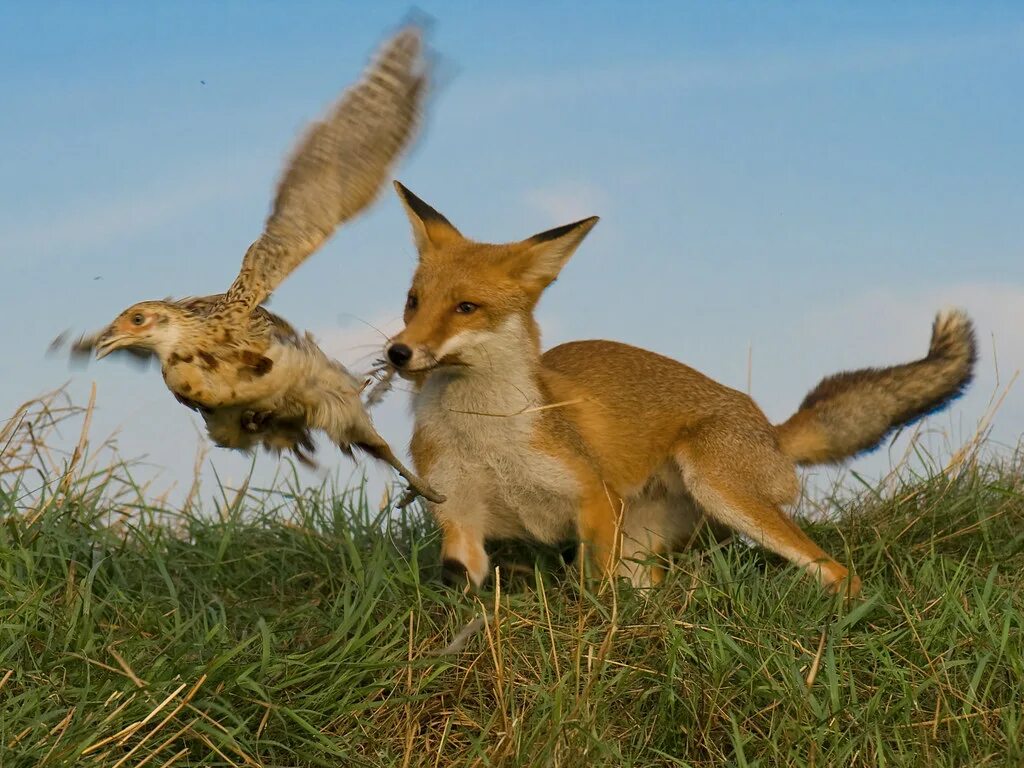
(393, 181, 462, 254)
(512, 216, 599, 291)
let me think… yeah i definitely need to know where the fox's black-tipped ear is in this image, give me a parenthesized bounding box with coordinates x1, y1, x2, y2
(393, 180, 462, 254)
(513, 216, 599, 291)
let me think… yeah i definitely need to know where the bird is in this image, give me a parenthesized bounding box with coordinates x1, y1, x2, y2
(52, 23, 445, 506)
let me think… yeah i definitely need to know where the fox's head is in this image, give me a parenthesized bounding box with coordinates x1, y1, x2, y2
(386, 182, 598, 375)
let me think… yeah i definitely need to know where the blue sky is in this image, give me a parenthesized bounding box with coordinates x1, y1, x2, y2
(3, 2, 1022, 506)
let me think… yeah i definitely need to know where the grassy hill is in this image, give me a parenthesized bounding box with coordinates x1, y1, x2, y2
(1, 392, 1022, 767)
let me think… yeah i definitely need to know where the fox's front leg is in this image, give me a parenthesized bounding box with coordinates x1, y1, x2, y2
(437, 514, 489, 590)
(410, 432, 490, 588)
(576, 486, 625, 584)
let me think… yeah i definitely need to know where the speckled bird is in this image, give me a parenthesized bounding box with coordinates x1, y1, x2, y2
(54, 23, 444, 505)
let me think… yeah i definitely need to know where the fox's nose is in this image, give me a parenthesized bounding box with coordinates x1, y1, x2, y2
(387, 343, 413, 368)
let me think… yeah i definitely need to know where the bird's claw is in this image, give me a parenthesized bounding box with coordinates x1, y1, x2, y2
(242, 410, 272, 433)
(396, 488, 419, 509)
(395, 482, 446, 509)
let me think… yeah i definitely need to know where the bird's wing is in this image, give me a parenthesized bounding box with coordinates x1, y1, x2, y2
(176, 295, 224, 314)
(216, 22, 431, 319)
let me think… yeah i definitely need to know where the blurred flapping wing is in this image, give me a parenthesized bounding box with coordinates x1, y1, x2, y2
(218, 23, 431, 318)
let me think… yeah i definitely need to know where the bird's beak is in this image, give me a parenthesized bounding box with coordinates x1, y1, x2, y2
(93, 328, 126, 360)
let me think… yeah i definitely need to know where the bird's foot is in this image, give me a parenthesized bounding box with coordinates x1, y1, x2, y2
(241, 410, 272, 433)
(396, 488, 419, 509)
(395, 479, 446, 509)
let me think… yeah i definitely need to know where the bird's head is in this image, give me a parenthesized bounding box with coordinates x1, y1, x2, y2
(94, 301, 190, 361)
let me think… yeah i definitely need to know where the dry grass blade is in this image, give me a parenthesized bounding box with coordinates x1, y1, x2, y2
(108, 647, 147, 689)
(1, 387, 84, 474)
(805, 628, 828, 688)
(81, 683, 188, 756)
(445, 397, 585, 419)
(57, 382, 95, 496)
(108, 676, 206, 768)
(945, 369, 1019, 477)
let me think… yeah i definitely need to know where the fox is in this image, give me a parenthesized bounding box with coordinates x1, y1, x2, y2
(384, 181, 977, 596)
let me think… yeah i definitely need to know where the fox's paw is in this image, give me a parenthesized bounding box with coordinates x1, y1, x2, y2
(441, 558, 476, 592)
(824, 570, 862, 599)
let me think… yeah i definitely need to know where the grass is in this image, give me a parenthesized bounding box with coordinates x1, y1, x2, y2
(2, 392, 1023, 767)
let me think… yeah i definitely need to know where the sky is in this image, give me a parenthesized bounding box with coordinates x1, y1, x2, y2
(2, 1, 1022, 510)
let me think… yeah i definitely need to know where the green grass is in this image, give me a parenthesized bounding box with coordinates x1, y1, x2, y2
(2, 402, 1023, 765)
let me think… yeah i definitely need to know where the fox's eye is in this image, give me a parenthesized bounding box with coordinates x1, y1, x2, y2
(406, 293, 418, 311)
(455, 302, 478, 315)
(131, 313, 146, 326)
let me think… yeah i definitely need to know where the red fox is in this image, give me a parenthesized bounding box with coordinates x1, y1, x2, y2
(385, 182, 977, 595)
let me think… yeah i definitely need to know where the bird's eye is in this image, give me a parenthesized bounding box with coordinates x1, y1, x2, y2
(455, 302, 478, 315)
(131, 313, 146, 326)
(406, 293, 418, 311)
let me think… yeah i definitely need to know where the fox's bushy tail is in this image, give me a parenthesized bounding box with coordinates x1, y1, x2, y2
(775, 309, 977, 465)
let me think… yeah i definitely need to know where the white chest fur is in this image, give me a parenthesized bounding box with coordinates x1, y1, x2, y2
(413, 347, 580, 544)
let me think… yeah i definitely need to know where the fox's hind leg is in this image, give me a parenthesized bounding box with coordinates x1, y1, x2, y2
(618, 494, 676, 587)
(619, 490, 732, 587)
(674, 429, 860, 596)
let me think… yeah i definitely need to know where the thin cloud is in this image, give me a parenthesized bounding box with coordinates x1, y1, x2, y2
(525, 181, 608, 226)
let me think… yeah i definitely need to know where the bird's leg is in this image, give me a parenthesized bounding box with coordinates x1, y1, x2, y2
(357, 439, 446, 506)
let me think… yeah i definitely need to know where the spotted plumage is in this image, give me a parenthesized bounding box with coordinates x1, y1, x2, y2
(53, 24, 443, 504)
